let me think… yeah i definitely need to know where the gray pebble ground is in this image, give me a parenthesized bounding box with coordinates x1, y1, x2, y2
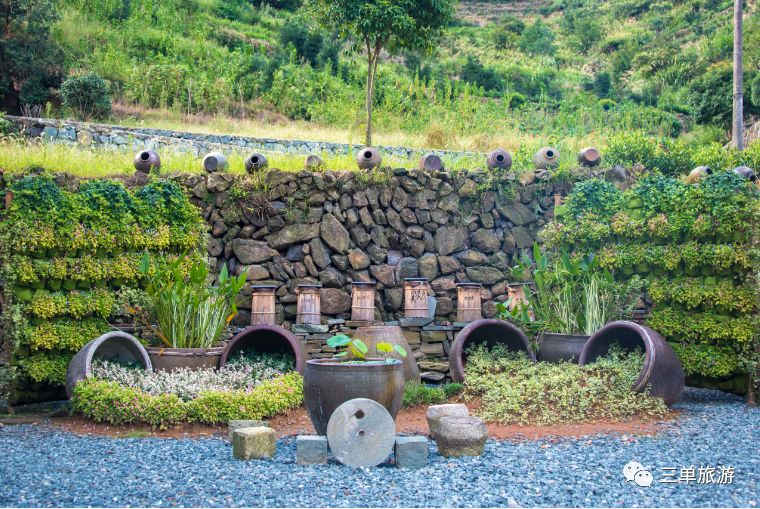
(1, 388, 757, 508)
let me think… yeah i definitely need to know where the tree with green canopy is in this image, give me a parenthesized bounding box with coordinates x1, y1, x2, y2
(305, 0, 455, 146)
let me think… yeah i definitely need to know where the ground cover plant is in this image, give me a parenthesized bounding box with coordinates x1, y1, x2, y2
(543, 172, 760, 394)
(71, 371, 303, 428)
(0, 173, 206, 403)
(402, 381, 464, 407)
(463, 344, 669, 425)
(90, 350, 295, 400)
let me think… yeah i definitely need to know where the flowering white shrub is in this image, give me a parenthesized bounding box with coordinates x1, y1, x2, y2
(91, 351, 294, 401)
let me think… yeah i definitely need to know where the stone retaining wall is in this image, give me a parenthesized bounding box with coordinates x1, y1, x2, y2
(4, 115, 480, 161)
(167, 167, 567, 381)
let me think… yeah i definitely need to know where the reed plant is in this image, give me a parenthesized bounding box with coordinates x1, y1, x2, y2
(136, 253, 247, 349)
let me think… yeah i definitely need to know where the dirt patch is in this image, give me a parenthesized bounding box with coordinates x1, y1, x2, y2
(42, 404, 675, 441)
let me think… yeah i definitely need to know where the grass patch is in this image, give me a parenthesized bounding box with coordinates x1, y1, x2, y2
(464, 345, 668, 425)
(402, 381, 464, 408)
(0, 138, 489, 178)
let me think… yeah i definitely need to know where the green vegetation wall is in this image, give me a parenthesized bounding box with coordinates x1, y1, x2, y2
(544, 173, 760, 392)
(0, 175, 205, 404)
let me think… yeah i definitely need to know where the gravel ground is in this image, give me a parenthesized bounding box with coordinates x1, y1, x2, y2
(1, 387, 757, 508)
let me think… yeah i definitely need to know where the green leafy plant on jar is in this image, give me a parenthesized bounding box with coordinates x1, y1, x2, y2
(134, 253, 247, 349)
(325, 333, 408, 363)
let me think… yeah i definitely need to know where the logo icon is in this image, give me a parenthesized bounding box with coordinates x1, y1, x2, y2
(623, 461, 653, 487)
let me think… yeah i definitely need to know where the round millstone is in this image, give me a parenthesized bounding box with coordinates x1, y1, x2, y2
(326, 398, 395, 467)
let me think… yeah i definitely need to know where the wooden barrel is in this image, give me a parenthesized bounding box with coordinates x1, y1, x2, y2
(456, 283, 482, 322)
(579, 321, 684, 406)
(404, 278, 430, 318)
(507, 282, 533, 319)
(65, 331, 152, 398)
(296, 284, 321, 325)
(353, 325, 421, 383)
(251, 285, 277, 325)
(351, 281, 376, 322)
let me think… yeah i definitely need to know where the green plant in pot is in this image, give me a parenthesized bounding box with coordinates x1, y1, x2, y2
(498, 243, 642, 363)
(134, 253, 246, 372)
(303, 333, 408, 435)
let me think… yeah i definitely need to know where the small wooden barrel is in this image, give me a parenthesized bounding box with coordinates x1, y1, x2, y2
(351, 281, 376, 322)
(251, 284, 277, 325)
(404, 278, 430, 318)
(507, 283, 534, 320)
(456, 283, 482, 322)
(296, 284, 321, 324)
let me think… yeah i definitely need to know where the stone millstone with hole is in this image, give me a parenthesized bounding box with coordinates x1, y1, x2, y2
(426, 403, 469, 439)
(232, 426, 276, 460)
(326, 398, 396, 467)
(434, 415, 487, 457)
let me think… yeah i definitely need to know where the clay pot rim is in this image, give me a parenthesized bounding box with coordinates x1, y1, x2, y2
(146, 346, 225, 357)
(306, 358, 402, 368)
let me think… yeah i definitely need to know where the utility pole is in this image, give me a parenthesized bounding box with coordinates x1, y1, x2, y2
(732, 0, 744, 150)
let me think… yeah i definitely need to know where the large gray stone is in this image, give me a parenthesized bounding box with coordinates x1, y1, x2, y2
(512, 226, 535, 249)
(457, 249, 488, 267)
(319, 267, 345, 288)
(267, 223, 320, 249)
(426, 403, 470, 439)
(498, 201, 535, 226)
(470, 229, 501, 253)
(347, 248, 370, 270)
(296, 435, 328, 465)
(418, 253, 439, 280)
(320, 213, 350, 253)
(434, 415, 487, 457)
(438, 255, 461, 274)
(320, 288, 351, 314)
(434, 226, 467, 255)
(232, 426, 276, 459)
(396, 257, 419, 281)
(465, 266, 504, 285)
(395, 436, 428, 469)
(370, 264, 396, 287)
(309, 238, 331, 270)
(228, 419, 268, 441)
(232, 239, 276, 264)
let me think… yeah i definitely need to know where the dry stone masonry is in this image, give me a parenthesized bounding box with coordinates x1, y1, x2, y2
(173, 167, 566, 381)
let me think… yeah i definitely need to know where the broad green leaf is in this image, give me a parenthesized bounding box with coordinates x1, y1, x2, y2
(352, 339, 369, 355)
(139, 252, 150, 274)
(327, 334, 351, 348)
(376, 342, 393, 353)
(393, 345, 407, 357)
(335, 351, 348, 357)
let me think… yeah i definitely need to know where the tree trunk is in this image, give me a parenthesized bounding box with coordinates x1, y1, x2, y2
(365, 51, 373, 147)
(732, 0, 744, 150)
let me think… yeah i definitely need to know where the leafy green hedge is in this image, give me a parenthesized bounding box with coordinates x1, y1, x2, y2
(545, 172, 759, 383)
(71, 372, 304, 429)
(0, 174, 206, 403)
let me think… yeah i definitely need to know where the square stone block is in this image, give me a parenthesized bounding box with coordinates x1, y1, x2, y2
(395, 436, 428, 469)
(228, 419, 268, 441)
(232, 427, 276, 460)
(296, 435, 328, 465)
(292, 323, 330, 334)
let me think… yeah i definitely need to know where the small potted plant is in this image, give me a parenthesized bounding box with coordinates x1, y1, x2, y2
(303, 334, 408, 435)
(134, 253, 247, 372)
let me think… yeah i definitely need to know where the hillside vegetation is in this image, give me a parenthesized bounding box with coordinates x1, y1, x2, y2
(8, 0, 760, 150)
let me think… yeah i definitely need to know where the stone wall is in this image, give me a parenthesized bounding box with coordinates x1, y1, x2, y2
(171, 167, 566, 381)
(4, 115, 479, 161)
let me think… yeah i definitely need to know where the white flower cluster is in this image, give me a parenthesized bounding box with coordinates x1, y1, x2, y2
(91, 353, 291, 401)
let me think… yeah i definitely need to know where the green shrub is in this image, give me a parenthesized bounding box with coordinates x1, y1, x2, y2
(517, 19, 556, 56)
(464, 345, 668, 425)
(402, 382, 446, 407)
(18, 353, 72, 384)
(72, 372, 304, 429)
(60, 73, 112, 120)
